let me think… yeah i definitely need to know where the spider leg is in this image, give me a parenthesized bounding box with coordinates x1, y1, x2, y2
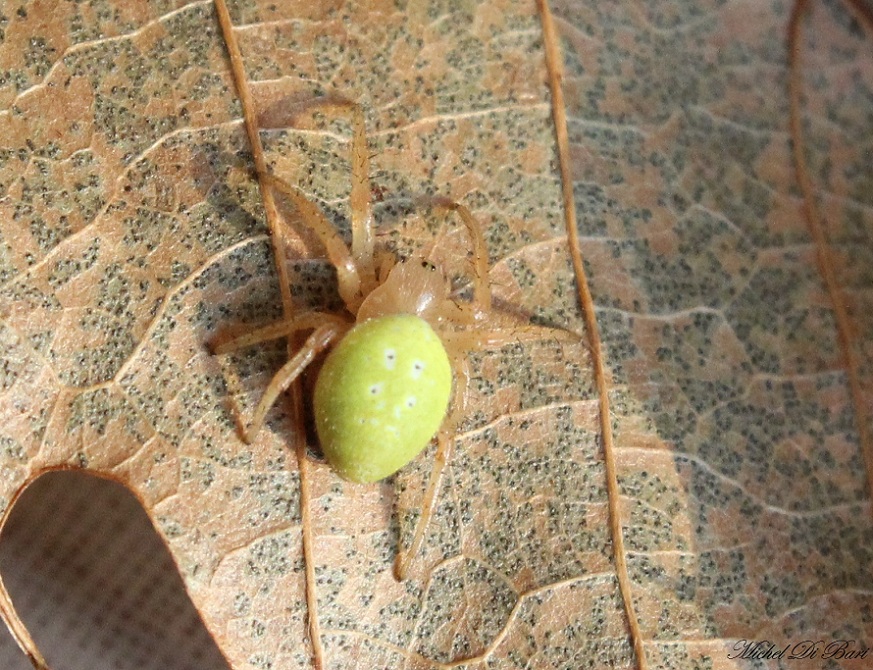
(393, 357, 471, 581)
(278, 96, 377, 295)
(346, 102, 377, 293)
(240, 320, 346, 444)
(444, 356, 472, 434)
(440, 322, 581, 352)
(374, 248, 396, 282)
(211, 311, 347, 355)
(391, 321, 581, 577)
(393, 430, 453, 581)
(428, 198, 492, 318)
(263, 173, 364, 314)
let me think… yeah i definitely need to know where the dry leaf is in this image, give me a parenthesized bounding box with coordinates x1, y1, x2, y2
(549, 0, 873, 667)
(0, 0, 870, 669)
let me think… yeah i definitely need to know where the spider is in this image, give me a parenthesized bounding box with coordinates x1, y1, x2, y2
(213, 100, 571, 580)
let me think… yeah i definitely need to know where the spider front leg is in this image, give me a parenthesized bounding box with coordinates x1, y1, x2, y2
(265, 97, 378, 308)
(264, 173, 365, 314)
(428, 197, 492, 320)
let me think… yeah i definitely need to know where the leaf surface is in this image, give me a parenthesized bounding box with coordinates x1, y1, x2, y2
(549, 0, 873, 667)
(0, 1, 870, 669)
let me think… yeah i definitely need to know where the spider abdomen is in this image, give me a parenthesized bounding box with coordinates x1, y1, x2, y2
(313, 314, 452, 483)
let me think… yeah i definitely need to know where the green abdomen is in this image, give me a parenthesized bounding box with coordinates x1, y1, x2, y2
(313, 314, 452, 483)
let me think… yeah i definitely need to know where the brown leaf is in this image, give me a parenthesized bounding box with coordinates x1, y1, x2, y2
(549, 0, 873, 667)
(0, 1, 871, 669)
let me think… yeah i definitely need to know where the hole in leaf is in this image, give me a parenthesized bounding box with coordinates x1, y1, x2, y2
(0, 470, 232, 670)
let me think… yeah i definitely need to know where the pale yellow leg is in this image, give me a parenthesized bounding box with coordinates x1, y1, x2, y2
(211, 311, 347, 356)
(393, 431, 454, 581)
(441, 322, 581, 352)
(346, 103, 376, 293)
(428, 198, 492, 317)
(239, 321, 346, 443)
(272, 96, 377, 297)
(262, 173, 364, 314)
(393, 358, 471, 581)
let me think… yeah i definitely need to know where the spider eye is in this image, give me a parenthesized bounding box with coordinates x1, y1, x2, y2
(420, 260, 436, 271)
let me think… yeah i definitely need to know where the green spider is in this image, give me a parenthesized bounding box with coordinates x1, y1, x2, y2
(213, 102, 565, 580)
